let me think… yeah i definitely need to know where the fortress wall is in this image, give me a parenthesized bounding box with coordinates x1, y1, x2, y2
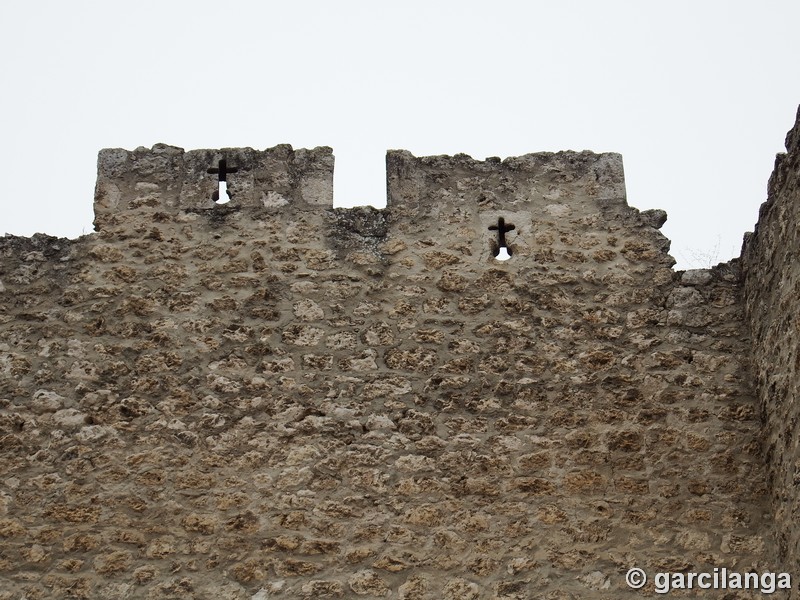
(742, 106, 800, 582)
(0, 143, 780, 598)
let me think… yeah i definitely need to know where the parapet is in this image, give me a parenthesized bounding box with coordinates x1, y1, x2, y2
(92, 144, 672, 270)
(95, 144, 629, 224)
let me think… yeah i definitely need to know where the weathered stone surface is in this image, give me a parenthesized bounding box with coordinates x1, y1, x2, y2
(0, 135, 794, 598)
(741, 103, 800, 598)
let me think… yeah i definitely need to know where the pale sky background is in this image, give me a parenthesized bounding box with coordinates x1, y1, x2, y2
(2, 0, 799, 269)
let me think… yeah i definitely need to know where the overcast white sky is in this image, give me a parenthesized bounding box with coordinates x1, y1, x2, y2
(2, 1, 799, 269)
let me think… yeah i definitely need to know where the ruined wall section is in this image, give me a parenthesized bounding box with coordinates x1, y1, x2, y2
(741, 106, 800, 581)
(0, 144, 778, 598)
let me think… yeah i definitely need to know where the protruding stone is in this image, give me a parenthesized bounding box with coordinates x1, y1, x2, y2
(681, 269, 713, 286)
(641, 208, 668, 229)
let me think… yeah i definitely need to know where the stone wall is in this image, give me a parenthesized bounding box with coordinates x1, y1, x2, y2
(741, 105, 800, 586)
(0, 139, 785, 599)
